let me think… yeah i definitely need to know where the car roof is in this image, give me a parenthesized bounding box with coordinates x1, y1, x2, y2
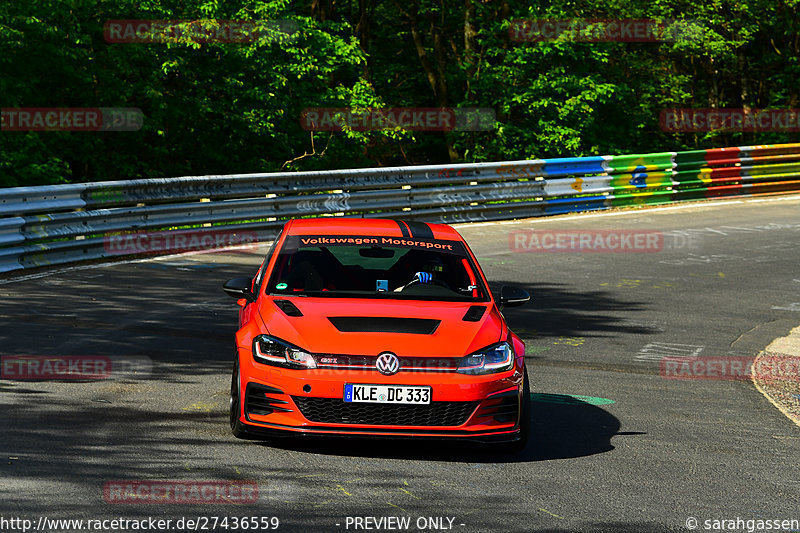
(284, 218, 465, 241)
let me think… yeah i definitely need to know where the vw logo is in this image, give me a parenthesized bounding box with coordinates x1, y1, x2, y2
(376, 352, 400, 376)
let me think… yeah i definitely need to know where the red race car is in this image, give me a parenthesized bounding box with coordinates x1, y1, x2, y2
(223, 218, 531, 449)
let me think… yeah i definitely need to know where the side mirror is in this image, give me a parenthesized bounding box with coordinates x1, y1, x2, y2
(499, 285, 530, 308)
(223, 277, 256, 302)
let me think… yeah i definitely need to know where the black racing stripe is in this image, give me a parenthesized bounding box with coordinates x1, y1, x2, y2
(395, 220, 412, 238)
(405, 221, 434, 239)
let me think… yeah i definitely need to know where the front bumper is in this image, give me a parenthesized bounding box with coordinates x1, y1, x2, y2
(234, 347, 525, 442)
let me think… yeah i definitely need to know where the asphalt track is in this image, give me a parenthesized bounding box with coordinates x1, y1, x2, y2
(2, 196, 800, 533)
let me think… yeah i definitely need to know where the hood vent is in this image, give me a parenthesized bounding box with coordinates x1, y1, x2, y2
(328, 316, 440, 335)
(274, 299, 303, 317)
(462, 306, 486, 322)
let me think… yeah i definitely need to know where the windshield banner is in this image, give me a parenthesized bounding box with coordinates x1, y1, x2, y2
(292, 235, 464, 253)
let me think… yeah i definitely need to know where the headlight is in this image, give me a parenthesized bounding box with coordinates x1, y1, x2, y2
(253, 335, 317, 369)
(456, 342, 514, 375)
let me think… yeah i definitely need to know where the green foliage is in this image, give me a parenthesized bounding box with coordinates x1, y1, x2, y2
(1, 0, 799, 186)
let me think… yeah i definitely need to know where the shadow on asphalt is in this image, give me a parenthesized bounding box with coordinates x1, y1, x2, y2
(0, 269, 654, 380)
(1, 260, 658, 531)
(256, 396, 625, 463)
(491, 281, 653, 339)
(1, 267, 647, 467)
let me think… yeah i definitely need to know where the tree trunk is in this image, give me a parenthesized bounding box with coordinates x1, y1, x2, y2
(356, 0, 374, 78)
(405, 1, 458, 161)
(311, 0, 335, 22)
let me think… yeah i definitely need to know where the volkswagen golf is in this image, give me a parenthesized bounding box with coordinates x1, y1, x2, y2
(223, 218, 531, 449)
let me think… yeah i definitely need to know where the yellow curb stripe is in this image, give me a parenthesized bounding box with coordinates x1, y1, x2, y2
(538, 508, 564, 520)
(386, 502, 409, 513)
(399, 488, 421, 499)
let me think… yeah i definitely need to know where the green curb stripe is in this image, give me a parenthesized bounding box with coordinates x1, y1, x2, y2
(530, 393, 616, 406)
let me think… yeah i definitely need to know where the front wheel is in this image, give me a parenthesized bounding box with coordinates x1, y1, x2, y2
(499, 369, 530, 454)
(229, 357, 249, 439)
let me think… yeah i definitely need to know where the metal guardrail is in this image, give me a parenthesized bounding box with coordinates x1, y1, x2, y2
(2, 142, 800, 273)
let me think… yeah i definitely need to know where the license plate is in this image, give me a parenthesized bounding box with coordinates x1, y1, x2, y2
(344, 384, 431, 405)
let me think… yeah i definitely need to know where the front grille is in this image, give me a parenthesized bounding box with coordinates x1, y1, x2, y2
(292, 397, 479, 427)
(312, 354, 460, 372)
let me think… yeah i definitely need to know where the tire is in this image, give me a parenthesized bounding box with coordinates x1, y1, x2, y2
(499, 368, 531, 454)
(229, 357, 249, 439)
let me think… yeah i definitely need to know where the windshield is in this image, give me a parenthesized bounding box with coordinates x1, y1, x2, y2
(266, 234, 488, 301)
